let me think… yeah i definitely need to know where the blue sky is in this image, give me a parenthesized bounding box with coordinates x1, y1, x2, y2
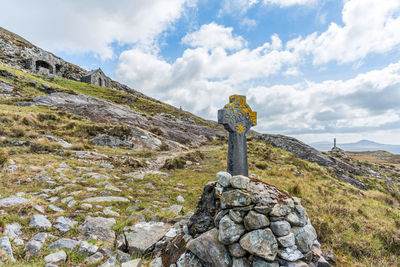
(1, 0, 400, 144)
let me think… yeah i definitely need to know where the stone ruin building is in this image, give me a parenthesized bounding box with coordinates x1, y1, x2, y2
(81, 68, 108, 87)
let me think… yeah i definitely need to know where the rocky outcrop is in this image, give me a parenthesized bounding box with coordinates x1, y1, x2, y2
(0, 27, 158, 100)
(256, 134, 367, 189)
(176, 172, 329, 267)
(23, 92, 225, 150)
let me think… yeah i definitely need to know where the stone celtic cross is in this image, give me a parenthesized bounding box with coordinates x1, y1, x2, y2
(218, 95, 257, 176)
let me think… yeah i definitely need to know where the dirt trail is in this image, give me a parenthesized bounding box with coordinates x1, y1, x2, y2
(130, 145, 222, 179)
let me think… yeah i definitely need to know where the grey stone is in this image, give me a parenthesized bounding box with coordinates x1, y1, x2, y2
(99, 256, 117, 267)
(285, 212, 300, 226)
(5, 165, 18, 173)
(0, 196, 28, 207)
(34, 204, 45, 213)
(47, 238, 79, 251)
(0, 237, 15, 262)
(286, 260, 309, 267)
(244, 210, 269, 230)
(84, 252, 104, 264)
(49, 204, 64, 213)
(294, 205, 307, 227)
(78, 241, 98, 256)
(169, 205, 183, 215)
(44, 264, 59, 267)
(44, 250, 67, 263)
(291, 224, 317, 253)
(82, 196, 130, 202)
(270, 221, 291, 237)
(216, 171, 232, 187)
(54, 216, 77, 233)
(231, 175, 250, 189)
(3, 222, 22, 240)
(233, 257, 251, 267)
(187, 228, 231, 267)
(252, 257, 279, 267)
(177, 195, 185, 203)
(122, 259, 142, 267)
(116, 249, 131, 263)
(228, 242, 247, 257)
(149, 257, 162, 267)
(30, 214, 51, 229)
(229, 209, 243, 224)
(24, 233, 47, 256)
(218, 215, 245, 245)
(277, 232, 295, 248)
(221, 189, 251, 208)
(278, 246, 304, 262)
(101, 246, 113, 257)
(92, 134, 133, 148)
(79, 216, 116, 242)
(125, 221, 171, 256)
(176, 252, 203, 267)
(218, 95, 257, 176)
(254, 205, 273, 215)
(270, 203, 290, 217)
(239, 228, 278, 261)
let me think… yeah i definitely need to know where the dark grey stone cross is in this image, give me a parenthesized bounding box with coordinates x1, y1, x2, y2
(218, 95, 257, 176)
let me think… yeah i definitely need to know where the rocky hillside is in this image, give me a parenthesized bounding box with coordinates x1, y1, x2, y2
(0, 28, 399, 266)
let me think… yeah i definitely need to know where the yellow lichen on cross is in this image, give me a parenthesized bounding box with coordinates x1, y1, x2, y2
(228, 95, 257, 126)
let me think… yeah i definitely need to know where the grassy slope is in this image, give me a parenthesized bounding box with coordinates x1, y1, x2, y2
(0, 64, 216, 128)
(0, 63, 399, 266)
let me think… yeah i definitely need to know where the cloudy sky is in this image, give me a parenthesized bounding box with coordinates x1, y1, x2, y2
(1, 0, 400, 145)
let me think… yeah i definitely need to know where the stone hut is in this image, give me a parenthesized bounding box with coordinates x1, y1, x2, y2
(81, 68, 108, 87)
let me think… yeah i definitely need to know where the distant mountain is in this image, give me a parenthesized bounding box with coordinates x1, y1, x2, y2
(310, 139, 400, 154)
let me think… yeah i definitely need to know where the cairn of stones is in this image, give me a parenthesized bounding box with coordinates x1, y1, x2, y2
(183, 172, 329, 267)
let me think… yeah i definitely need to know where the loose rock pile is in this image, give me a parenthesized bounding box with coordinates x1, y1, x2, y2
(175, 172, 330, 267)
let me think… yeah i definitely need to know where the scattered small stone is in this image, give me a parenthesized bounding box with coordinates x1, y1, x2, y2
(30, 214, 51, 229)
(24, 233, 47, 256)
(99, 256, 117, 267)
(121, 259, 142, 267)
(3, 222, 22, 240)
(82, 196, 130, 203)
(0, 237, 15, 262)
(169, 205, 182, 215)
(84, 252, 104, 264)
(61, 196, 74, 203)
(5, 165, 18, 173)
(177, 195, 185, 203)
(79, 216, 116, 242)
(103, 207, 120, 216)
(47, 238, 79, 251)
(0, 196, 28, 207)
(34, 205, 45, 213)
(67, 200, 76, 208)
(49, 204, 64, 213)
(78, 241, 98, 256)
(116, 249, 131, 263)
(44, 250, 67, 264)
(54, 216, 77, 233)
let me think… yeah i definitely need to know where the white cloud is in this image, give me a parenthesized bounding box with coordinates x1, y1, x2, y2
(0, 0, 195, 59)
(182, 23, 246, 51)
(287, 0, 400, 64)
(262, 0, 317, 7)
(247, 61, 400, 136)
(219, 0, 317, 15)
(116, 25, 297, 118)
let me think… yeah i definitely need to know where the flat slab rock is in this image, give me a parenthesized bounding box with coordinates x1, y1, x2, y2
(79, 216, 116, 243)
(124, 222, 172, 255)
(82, 196, 130, 203)
(0, 196, 28, 207)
